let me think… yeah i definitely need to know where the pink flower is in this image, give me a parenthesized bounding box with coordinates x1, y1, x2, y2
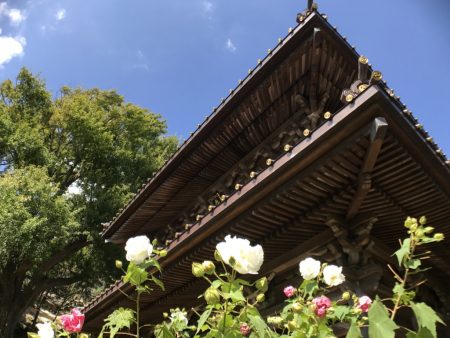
(312, 296, 331, 318)
(240, 323, 251, 336)
(283, 286, 296, 298)
(358, 296, 372, 313)
(60, 308, 85, 333)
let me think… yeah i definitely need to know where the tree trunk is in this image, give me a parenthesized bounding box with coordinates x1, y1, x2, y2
(0, 303, 23, 338)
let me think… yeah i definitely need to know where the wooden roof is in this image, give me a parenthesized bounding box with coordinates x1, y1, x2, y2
(84, 85, 450, 330)
(102, 11, 360, 244)
(84, 9, 450, 332)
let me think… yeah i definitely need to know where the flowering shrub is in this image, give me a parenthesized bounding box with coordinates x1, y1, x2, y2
(28, 217, 446, 337)
(27, 308, 87, 338)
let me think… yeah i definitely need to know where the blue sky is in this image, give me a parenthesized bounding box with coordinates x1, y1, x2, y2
(1, 0, 449, 155)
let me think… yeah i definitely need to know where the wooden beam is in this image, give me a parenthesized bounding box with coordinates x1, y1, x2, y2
(347, 117, 388, 220)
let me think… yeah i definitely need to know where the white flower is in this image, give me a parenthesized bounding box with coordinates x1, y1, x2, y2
(170, 308, 188, 326)
(299, 257, 321, 280)
(216, 235, 264, 274)
(323, 265, 345, 287)
(36, 322, 54, 338)
(125, 235, 153, 264)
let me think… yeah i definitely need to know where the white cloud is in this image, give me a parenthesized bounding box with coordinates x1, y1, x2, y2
(0, 35, 26, 66)
(225, 38, 236, 52)
(0, 2, 25, 25)
(202, 0, 213, 13)
(55, 8, 66, 21)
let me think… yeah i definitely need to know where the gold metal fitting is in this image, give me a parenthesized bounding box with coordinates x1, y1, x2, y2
(219, 194, 228, 202)
(249, 171, 258, 179)
(184, 223, 192, 230)
(446, 160, 450, 165)
(267, 48, 272, 54)
(175, 232, 182, 239)
(426, 137, 434, 142)
(345, 94, 354, 103)
(278, 37, 282, 43)
(403, 109, 411, 115)
(371, 71, 382, 82)
(415, 124, 423, 129)
(257, 59, 262, 64)
(299, 15, 305, 22)
(358, 83, 368, 93)
(324, 111, 332, 120)
(322, 14, 328, 20)
(196, 214, 204, 221)
(229, 89, 233, 94)
(235, 183, 243, 191)
(288, 27, 293, 33)
(248, 69, 252, 74)
(208, 205, 216, 212)
(436, 149, 443, 155)
(358, 56, 369, 65)
(165, 240, 171, 246)
(303, 129, 311, 137)
(239, 79, 243, 84)
(266, 158, 274, 166)
(284, 144, 293, 152)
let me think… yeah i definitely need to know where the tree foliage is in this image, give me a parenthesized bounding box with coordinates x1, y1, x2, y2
(0, 68, 178, 337)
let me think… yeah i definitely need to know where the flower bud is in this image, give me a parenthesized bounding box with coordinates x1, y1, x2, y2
(240, 323, 251, 336)
(410, 224, 417, 232)
(342, 291, 351, 301)
(415, 229, 424, 238)
(79, 334, 89, 338)
(214, 250, 222, 261)
(424, 226, 434, 234)
(404, 217, 414, 228)
(292, 302, 303, 313)
(255, 277, 268, 292)
(159, 250, 168, 257)
(419, 216, 427, 225)
(205, 287, 220, 305)
(115, 260, 123, 269)
(163, 312, 168, 318)
(192, 262, 205, 277)
(283, 286, 296, 298)
(287, 320, 298, 331)
(256, 293, 265, 303)
(434, 233, 445, 241)
(228, 256, 236, 266)
(267, 316, 283, 326)
(202, 261, 215, 275)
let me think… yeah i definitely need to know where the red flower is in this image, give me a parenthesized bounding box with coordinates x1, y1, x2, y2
(312, 296, 331, 318)
(60, 308, 85, 333)
(283, 285, 296, 298)
(240, 323, 251, 336)
(358, 296, 372, 313)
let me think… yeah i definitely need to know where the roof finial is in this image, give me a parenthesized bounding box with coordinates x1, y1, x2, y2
(298, 1, 318, 23)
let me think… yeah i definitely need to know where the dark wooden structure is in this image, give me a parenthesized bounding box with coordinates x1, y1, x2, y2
(83, 4, 450, 333)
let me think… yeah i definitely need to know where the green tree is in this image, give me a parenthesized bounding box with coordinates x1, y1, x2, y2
(0, 68, 178, 338)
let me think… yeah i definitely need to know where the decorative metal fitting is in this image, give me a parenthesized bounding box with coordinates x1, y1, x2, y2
(324, 111, 332, 120)
(358, 83, 368, 93)
(208, 205, 216, 212)
(165, 240, 171, 246)
(303, 129, 311, 137)
(370, 71, 383, 83)
(235, 183, 243, 191)
(219, 194, 228, 202)
(284, 144, 293, 152)
(288, 27, 293, 33)
(403, 109, 411, 115)
(249, 171, 258, 179)
(345, 94, 354, 103)
(175, 232, 182, 239)
(436, 149, 443, 155)
(426, 137, 434, 142)
(278, 37, 282, 43)
(196, 214, 204, 221)
(184, 223, 192, 230)
(358, 56, 369, 65)
(221, 98, 225, 103)
(322, 14, 328, 20)
(239, 79, 243, 84)
(267, 48, 272, 54)
(266, 158, 274, 166)
(229, 89, 233, 94)
(415, 124, 423, 129)
(446, 160, 450, 165)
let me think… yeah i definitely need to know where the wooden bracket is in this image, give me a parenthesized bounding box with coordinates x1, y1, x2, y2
(346, 117, 388, 220)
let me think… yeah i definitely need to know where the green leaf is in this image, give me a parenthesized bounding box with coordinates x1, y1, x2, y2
(152, 275, 165, 291)
(394, 238, 410, 266)
(411, 302, 445, 338)
(100, 307, 135, 338)
(346, 323, 362, 338)
(406, 328, 434, 338)
(248, 314, 269, 338)
(123, 263, 148, 287)
(196, 307, 212, 334)
(334, 305, 350, 321)
(368, 298, 398, 338)
(405, 258, 421, 269)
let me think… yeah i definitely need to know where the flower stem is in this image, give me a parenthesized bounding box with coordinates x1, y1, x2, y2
(136, 291, 141, 338)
